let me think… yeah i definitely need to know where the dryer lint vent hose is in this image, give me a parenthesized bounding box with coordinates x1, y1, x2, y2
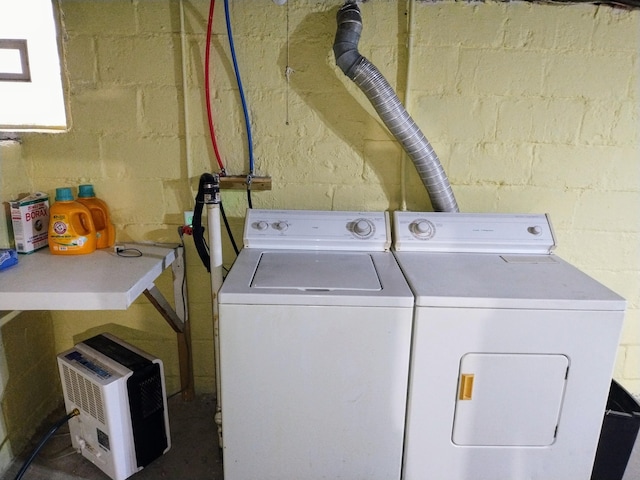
(333, 1, 459, 213)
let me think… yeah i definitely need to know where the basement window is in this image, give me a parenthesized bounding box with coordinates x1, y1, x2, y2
(0, 0, 67, 132)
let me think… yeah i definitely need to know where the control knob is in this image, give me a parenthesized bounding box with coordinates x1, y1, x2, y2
(272, 221, 289, 231)
(350, 218, 375, 239)
(410, 219, 435, 239)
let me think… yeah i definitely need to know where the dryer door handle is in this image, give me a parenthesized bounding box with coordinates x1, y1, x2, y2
(459, 374, 475, 401)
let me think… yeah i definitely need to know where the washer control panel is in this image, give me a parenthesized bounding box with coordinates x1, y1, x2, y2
(244, 209, 391, 251)
(393, 212, 556, 254)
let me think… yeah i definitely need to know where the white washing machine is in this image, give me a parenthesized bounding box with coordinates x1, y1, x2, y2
(218, 209, 414, 480)
(393, 212, 626, 480)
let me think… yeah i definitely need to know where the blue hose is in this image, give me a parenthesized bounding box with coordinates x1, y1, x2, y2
(224, 0, 255, 176)
(13, 409, 79, 480)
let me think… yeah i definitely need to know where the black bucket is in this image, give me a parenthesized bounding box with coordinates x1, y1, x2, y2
(591, 380, 640, 480)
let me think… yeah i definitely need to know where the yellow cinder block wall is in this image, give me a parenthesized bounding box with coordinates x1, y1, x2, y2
(1, 142, 61, 468)
(1, 0, 638, 471)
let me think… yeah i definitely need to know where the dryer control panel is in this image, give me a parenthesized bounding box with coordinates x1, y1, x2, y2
(243, 209, 391, 251)
(393, 212, 556, 254)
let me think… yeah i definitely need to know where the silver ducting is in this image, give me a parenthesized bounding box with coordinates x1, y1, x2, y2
(333, 1, 459, 213)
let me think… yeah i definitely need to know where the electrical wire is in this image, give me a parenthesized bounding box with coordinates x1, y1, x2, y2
(167, 230, 193, 400)
(246, 178, 253, 209)
(115, 247, 143, 257)
(12, 409, 80, 480)
(220, 201, 240, 255)
(205, 0, 226, 173)
(43, 448, 78, 461)
(285, 0, 291, 125)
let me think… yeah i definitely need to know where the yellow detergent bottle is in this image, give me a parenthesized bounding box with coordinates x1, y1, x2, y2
(77, 184, 116, 249)
(48, 187, 97, 255)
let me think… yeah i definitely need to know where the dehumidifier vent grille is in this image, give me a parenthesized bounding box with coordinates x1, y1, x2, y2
(62, 364, 105, 424)
(138, 374, 164, 419)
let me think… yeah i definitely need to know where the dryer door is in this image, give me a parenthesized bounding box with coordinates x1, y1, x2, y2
(452, 353, 568, 446)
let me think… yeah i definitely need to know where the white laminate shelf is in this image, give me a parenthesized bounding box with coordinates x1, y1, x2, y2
(0, 243, 182, 313)
(0, 242, 194, 400)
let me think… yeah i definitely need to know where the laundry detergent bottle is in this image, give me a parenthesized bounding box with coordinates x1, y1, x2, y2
(48, 187, 97, 255)
(77, 184, 115, 249)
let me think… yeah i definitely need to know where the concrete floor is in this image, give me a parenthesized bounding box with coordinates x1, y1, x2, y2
(3, 393, 639, 480)
(3, 394, 223, 480)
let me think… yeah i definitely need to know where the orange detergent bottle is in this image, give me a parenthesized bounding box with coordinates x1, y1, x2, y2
(48, 188, 97, 255)
(77, 184, 115, 249)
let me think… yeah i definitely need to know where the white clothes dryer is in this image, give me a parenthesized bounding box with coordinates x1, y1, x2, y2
(218, 209, 414, 480)
(393, 212, 626, 480)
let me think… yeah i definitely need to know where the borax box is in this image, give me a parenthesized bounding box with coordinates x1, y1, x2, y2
(10, 192, 50, 253)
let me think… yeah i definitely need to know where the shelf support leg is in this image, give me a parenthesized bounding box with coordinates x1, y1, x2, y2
(143, 245, 194, 401)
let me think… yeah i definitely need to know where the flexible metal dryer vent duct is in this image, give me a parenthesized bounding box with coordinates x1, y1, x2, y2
(333, 1, 459, 213)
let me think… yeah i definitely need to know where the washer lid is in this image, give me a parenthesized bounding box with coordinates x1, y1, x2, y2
(251, 252, 381, 291)
(219, 249, 414, 307)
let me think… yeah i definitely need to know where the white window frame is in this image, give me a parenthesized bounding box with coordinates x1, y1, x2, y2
(0, 0, 67, 132)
